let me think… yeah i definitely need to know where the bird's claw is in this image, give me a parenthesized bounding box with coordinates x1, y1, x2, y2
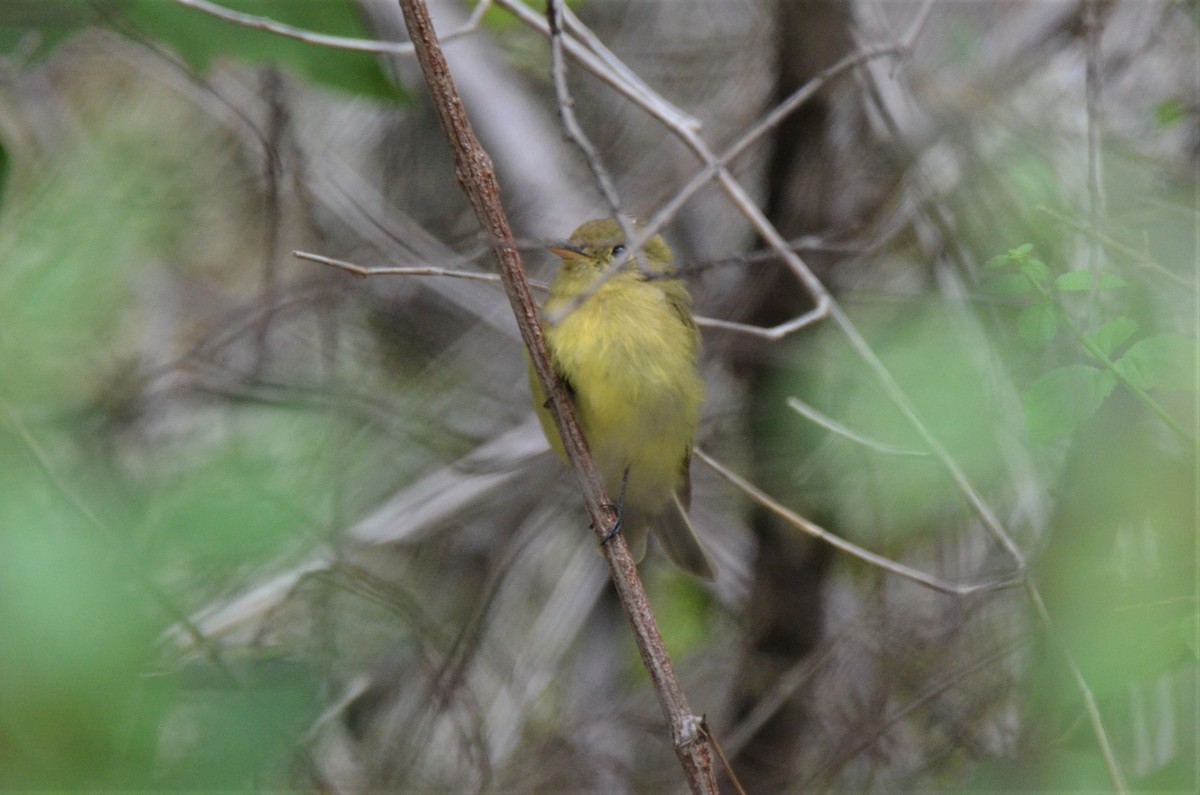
(599, 502, 623, 544)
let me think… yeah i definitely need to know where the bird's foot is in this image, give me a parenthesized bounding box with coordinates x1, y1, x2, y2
(599, 467, 630, 545)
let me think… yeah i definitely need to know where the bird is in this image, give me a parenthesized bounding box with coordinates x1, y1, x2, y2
(527, 218, 716, 580)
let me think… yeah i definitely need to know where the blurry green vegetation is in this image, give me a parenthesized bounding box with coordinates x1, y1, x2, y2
(0, 53, 370, 791)
(762, 300, 1013, 546)
(157, 658, 322, 789)
(0, 0, 404, 101)
(757, 131, 1196, 790)
(1, 146, 153, 406)
(981, 241, 1195, 444)
(647, 567, 716, 662)
(983, 241, 1188, 443)
(0, 470, 163, 789)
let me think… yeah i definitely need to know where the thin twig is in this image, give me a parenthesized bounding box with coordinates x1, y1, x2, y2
(698, 718, 749, 795)
(785, 397, 929, 457)
(1033, 205, 1194, 288)
(560, 5, 702, 133)
(1025, 578, 1129, 794)
(495, 0, 701, 134)
(174, 0, 491, 56)
(693, 302, 829, 340)
(546, 0, 624, 222)
(721, 639, 843, 757)
(802, 637, 1027, 789)
(295, 249, 781, 332)
(392, 1, 716, 790)
(1082, 0, 1107, 319)
(542, 0, 645, 316)
(693, 448, 1020, 597)
(297, 249, 816, 336)
(293, 249, 549, 290)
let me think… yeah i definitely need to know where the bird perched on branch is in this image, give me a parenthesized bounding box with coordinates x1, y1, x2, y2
(528, 218, 716, 580)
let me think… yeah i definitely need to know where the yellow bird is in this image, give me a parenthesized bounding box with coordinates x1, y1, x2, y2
(528, 218, 716, 580)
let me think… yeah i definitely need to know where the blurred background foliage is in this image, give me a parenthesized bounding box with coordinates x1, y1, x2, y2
(0, 0, 1195, 792)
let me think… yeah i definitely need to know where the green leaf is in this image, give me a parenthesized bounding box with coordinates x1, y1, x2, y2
(1085, 316, 1138, 358)
(1024, 365, 1117, 443)
(1053, 270, 1128, 292)
(1017, 301, 1059, 347)
(1019, 258, 1051, 285)
(1114, 334, 1199, 392)
(1012, 243, 1034, 258)
(984, 254, 1011, 270)
(120, 0, 405, 102)
(980, 273, 1033, 295)
(1155, 97, 1187, 128)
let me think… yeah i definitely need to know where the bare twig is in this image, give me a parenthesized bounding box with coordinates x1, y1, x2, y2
(802, 637, 1027, 789)
(721, 639, 842, 757)
(495, 0, 701, 134)
(297, 248, 815, 336)
(174, 0, 491, 56)
(694, 303, 829, 340)
(694, 448, 1020, 597)
(698, 718, 749, 795)
(546, 0, 624, 222)
(785, 397, 929, 457)
(1033, 205, 1194, 288)
(392, 1, 716, 790)
(538, 22, 904, 337)
(293, 249, 549, 290)
(1082, 0, 1107, 314)
(1025, 579, 1129, 794)
(542, 0, 645, 317)
(559, 5, 701, 132)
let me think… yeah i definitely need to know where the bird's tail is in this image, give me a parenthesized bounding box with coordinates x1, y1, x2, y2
(651, 492, 718, 580)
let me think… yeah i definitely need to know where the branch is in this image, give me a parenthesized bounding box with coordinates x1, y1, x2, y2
(694, 448, 1020, 597)
(1025, 579, 1129, 793)
(1034, 205, 1195, 288)
(391, 1, 716, 791)
(546, 0, 623, 221)
(174, 0, 491, 55)
(1082, 0, 1107, 313)
(296, 248, 800, 337)
(785, 397, 929, 457)
(293, 248, 550, 290)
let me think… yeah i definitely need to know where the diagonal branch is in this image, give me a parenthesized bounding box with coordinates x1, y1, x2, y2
(694, 448, 1020, 597)
(392, 1, 716, 791)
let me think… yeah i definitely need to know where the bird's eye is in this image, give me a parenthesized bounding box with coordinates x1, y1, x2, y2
(611, 245, 626, 257)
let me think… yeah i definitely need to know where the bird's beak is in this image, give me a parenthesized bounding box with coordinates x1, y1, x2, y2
(548, 244, 588, 261)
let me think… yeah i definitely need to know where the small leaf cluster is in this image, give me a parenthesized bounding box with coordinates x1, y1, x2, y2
(984, 244, 1197, 443)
